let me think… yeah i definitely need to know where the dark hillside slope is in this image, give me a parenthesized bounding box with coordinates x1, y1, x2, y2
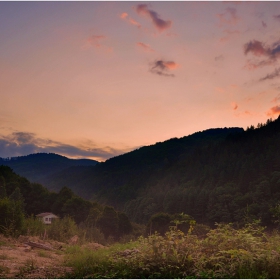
(123, 116, 280, 225)
(44, 127, 244, 200)
(0, 153, 98, 190)
(47, 117, 280, 228)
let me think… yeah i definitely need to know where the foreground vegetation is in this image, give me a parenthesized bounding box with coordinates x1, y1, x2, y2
(64, 221, 280, 279)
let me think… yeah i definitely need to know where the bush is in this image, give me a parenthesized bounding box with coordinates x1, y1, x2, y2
(0, 198, 24, 237)
(47, 216, 79, 243)
(21, 215, 46, 236)
(64, 221, 280, 279)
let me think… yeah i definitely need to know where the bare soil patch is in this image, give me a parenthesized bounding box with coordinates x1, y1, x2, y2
(0, 234, 72, 279)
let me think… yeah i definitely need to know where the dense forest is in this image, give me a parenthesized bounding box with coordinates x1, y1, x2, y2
(1, 116, 280, 232)
(0, 166, 135, 242)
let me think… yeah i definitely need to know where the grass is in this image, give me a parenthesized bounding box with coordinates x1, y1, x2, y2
(37, 250, 51, 258)
(16, 258, 38, 278)
(62, 221, 280, 279)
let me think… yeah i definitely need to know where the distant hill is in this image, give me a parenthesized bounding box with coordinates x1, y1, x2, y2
(0, 153, 98, 190)
(33, 127, 244, 201)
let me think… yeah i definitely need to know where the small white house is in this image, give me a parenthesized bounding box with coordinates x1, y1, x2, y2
(36, 212, 59, 225)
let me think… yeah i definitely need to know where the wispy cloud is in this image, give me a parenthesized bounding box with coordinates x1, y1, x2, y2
(272, 94, 280, 103)
(120, 12, 141, 28)
(231, 102, 238, 110)
(266, 105, 280, 116)
(217, 7, 240, 26)
(259, 67, 280, 81)
(82, 35, 112, 52)
(219, 29, 240, 42)
(243, 39, 280, 69)
(262, 21, 267, 28)
(274, 15, 280, 22)
(136, 4, 172, 32)
(137, 42, 155, 52)
(149, 60, 179, 77)
(0, 132, 133, 161)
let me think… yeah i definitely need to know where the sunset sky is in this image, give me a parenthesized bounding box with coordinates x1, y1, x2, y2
(1, 1, 280, 161)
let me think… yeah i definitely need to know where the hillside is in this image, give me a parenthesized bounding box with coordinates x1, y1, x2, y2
(36, 127, 243, 197)
(0, 153, 98, 191)
(1, 117, 280, 228)
(38, 117, 280, 227)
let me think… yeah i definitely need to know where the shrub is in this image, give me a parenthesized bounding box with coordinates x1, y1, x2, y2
(21, 215, 46, 236)
(64, 221, 280, 279)
(0, 198, 24, 237)
(47, 216, 79, 243)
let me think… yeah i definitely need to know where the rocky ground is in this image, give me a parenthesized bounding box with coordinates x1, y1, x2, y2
(0, 234, 104, 279)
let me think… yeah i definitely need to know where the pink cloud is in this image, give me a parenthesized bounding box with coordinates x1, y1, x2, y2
(243, 59, 276, 70)
(243, 39, 280, 70)
(272, 94, 280, 103)
(137, 42, 155, 52)
(86, 35, 106, 48)
(244, 40, 268, 57)
(120, 12, 128, 19)
(120, 12, 141, 28)
(136, 4, 172, 32)
(150, 60, 179, 77)
(217, 7, 240, 26)
(163, 61, 179, 70)
(267, 105, 280, 116)
(83, 35, 112, 52)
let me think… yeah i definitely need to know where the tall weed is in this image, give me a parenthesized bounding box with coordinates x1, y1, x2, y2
(64, 221, 280, 279)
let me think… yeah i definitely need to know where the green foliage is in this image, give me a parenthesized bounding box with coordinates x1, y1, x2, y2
(64, 221, 280, 279)
(16, 258, 38, 278)
(97, 206, 119, 239)
(0, 166, 132, 243)
(0, 197, 24, 237)
(47, 216, 79, 243)
(0, 185, 7, 199)
(79, 222, 106, 245)
(21, 215, 46, 236)
(147, 212, 195, 236)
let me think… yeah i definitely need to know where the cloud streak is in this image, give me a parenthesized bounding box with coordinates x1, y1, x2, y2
(82, 35, 112, 52)
(137, 42, 155, 52)
(120, 12, 141, 28)
(149, 60, 179, 77)
(259, 67, 280, 81)
(136, 4, 172, 32)
(0, 132, 134, 161)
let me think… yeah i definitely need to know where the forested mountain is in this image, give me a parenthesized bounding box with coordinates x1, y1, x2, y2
(35, 127, 243, 197)
(1, 116, 280, 229)
(0, 153, 98, 191)
(37, 117, 280, 228)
